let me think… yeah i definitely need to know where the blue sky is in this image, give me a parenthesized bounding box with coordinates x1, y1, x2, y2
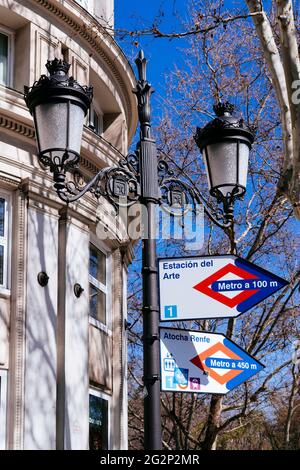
(114, 0, 268, 133)
(115, 0, 189, 78)
(114, 0, 280, 102)
(114, 1, 258, 99)
(115, 0, 191, 123)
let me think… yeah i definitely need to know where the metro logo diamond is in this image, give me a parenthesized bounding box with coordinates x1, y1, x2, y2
(191, 342, 242, 385)
(193, 263, 258, 308)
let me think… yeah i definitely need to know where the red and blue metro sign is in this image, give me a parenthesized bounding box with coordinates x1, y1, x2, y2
(160, 327, 265, 394)
(158, 255, 288, 321)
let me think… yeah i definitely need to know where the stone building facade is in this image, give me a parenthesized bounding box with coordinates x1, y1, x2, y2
(0, 0, 137, 449)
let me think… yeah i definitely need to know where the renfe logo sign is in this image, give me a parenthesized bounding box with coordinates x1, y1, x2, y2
(160, 327, 264, 395)
(158, 255, 288, 321)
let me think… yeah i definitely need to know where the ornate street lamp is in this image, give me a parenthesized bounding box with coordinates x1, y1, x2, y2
(24, 59, 93, 190)
(24, 53, 255, 450)
(194, 101, 254, 220)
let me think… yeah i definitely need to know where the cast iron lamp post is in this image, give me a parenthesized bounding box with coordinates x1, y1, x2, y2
(24, 52, 254, 450)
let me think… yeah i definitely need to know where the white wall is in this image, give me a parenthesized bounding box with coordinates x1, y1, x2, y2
(0, 370, 8, 450)
(121, 265, 128, 450)
(63, 220, 89, 450)
(23, 206, 58, 450)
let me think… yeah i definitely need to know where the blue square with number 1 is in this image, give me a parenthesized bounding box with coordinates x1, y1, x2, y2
(164, 305, 177, 319)
(165, 376, 176, 389)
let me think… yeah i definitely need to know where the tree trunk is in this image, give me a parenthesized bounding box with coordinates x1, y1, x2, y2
(201, 395, 223, 450)
(283, 366, 298, 449)
(275, 0, 300, 219)
(246, 0, 300, 218)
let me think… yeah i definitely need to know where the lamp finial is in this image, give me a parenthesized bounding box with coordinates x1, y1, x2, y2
(213, 101, 235, 117)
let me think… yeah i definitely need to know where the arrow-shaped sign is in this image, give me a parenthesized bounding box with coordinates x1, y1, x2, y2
(160, 327, 264, 394)
(158, 255, 288, 321)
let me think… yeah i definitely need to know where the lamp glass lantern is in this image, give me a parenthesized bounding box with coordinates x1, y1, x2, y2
(195, 102, 255, 209)
(24, 59, 93, 177)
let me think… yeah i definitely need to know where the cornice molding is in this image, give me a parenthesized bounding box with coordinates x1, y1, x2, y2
(0, 114, 35, 140)
(33, 0, 136, 135)
(79, 155, 99, 175)
(0, 171, 21, 188)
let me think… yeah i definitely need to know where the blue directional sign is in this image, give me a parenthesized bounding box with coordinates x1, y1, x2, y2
(158, 255, 289, 320)
(160, 327, 265, 394)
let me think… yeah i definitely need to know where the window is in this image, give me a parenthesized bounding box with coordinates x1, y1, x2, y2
(89, 389, 109, 450)
(88, 105, 103, 135)
(0, 27, 13, 87)
(89, 245, 107, 326)
(0, 194, 10, 290)
(0, 370, 7, 450)
(0, 33, 8, 85)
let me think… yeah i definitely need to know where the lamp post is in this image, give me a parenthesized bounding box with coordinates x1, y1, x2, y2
(24, 52, 254, 450)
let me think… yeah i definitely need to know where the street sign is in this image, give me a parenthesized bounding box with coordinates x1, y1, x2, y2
(158, 255, 288, 321)
(160, 327, 264, 394)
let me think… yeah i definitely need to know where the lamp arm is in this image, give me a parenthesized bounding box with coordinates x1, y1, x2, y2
(187, 183, 233, 229)
(55, 168, 106, 203)
(157, 157, 232, 229)
(159, 176, 232, 229)
(54, 155, 141, 211)
(197, 192, 232, 229)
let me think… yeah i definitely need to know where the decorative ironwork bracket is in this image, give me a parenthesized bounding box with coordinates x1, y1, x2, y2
(156, 157, 232, 228)
(53, 149, 232, 228)
(53, 150, 141, 212)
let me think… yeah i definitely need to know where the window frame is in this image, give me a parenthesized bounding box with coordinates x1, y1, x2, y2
(89, 240, 112, 334)
(89, 387, 111, 450)
(0, 370, 7, 450)
(0, 190, 11, 294)
(88, 103, 103, 136)
(0, 24, 14, 88)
